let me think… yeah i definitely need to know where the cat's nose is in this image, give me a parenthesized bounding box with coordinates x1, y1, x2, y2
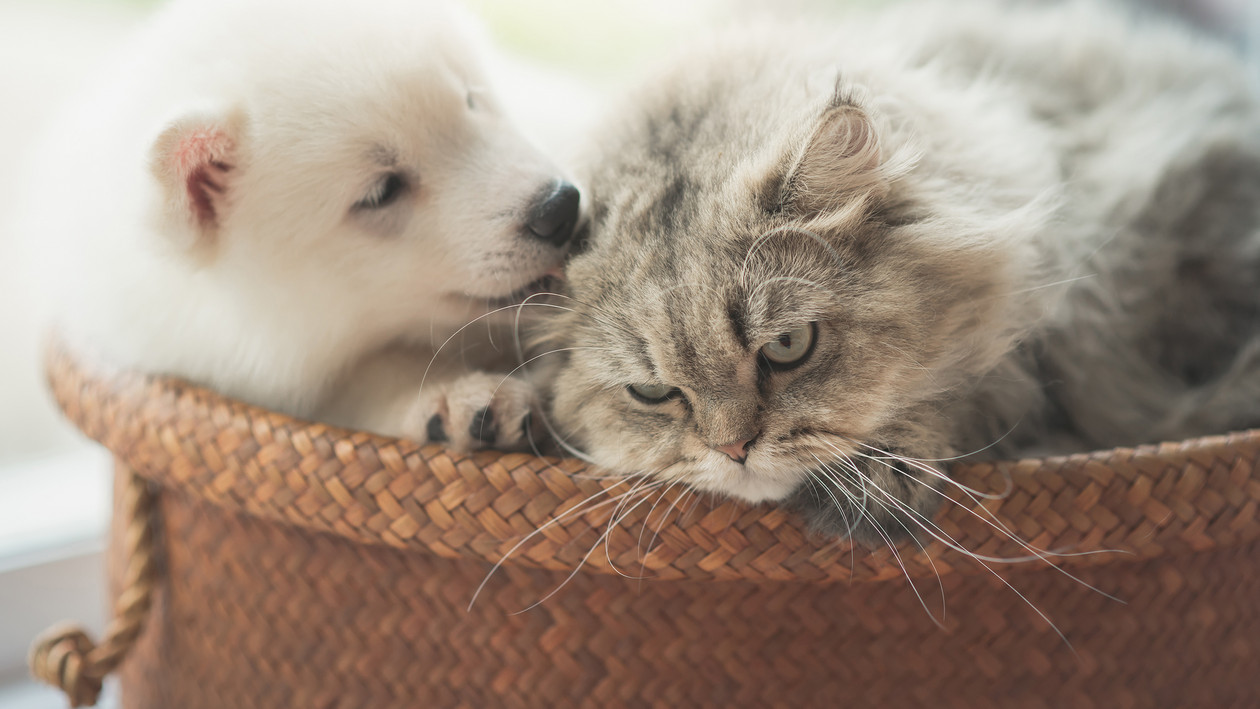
(525, 181, 580, 248)
(713, 436, 755, 464)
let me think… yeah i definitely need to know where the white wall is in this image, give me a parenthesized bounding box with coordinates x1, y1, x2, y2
(0, 1, 148, 465)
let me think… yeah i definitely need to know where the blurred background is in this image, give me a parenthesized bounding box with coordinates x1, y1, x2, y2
(0, 0, 1256, 705)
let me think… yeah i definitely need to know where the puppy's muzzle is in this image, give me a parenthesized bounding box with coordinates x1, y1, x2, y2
(525, 181, 580, 248)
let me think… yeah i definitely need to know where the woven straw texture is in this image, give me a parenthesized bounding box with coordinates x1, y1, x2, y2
(36, 343, 1260, 707)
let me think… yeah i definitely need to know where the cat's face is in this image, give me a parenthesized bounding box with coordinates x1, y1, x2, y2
(544, 45, 1032, 540)
(554, 215, 947, 504)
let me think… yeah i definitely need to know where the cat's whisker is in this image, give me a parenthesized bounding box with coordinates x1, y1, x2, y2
(531, 403, 598, 464)
(879, 341, 937, 383)
(476, 345, 610, 446)
(747, 276, 831, 307)
(419, 301, 574, 395)
(815, 458, 946, 627)
(820, 441, 1041, 562)
(867, 468, 1088, 654)
(807, 461, 866, 538)
(521, 396, 580, 467)
(857, 448, 1010, 502)
(826, 444, 1066, 639)
(657, 281, 723, 300)
(809, 454, 899, 583)
(806, 467, 859, 540)
(863, 477, 1077, 653)
(549, 292, 650, 346)
(916, 479, 1126, 596)
(520, 407, 607, 483)
(852, 428, 1021, 471)
(607, 474, 670, 549)
(849, 443, 1124, 564)
(514, 479, 668, 612)
(825, 452, 949, 623)
(511, 290, 579, 362)
(801, 473, 859, 580)
(810, 459, 886, 545)
(636, 478, 686, 558)
(484, 297, 498, 352)
(468, 473, 659, 610)
(1003, 273, 1098, 297)
(739, 225, 845, 286)
(637, 485, 696, 589)
(808, 454, 860, 539)
(846, 447, 1123, 608)
(822, 440, 1048, 562)
(845, 439, 1013, 501)
(601, 477, 670, 581)
(678, 485, 706, 525)
(566, 471, 628, 480)
(516, 520, 621, 614)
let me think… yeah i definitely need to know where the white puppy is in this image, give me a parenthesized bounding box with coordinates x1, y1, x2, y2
(29, 0, 580, 450)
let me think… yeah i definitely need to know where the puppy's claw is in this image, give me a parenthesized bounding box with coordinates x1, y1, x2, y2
(469, 407, 497, 444)
(426, 413, 448, 443)
(404, 372, 537, 452)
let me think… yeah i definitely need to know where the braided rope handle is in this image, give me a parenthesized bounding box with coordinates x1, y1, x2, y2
(28, 467, 158, 707)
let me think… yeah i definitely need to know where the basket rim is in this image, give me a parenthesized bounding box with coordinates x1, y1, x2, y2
(46, 337, 1260, 583)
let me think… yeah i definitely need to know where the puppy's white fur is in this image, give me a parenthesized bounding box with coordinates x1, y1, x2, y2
(31, 0, 573, 443)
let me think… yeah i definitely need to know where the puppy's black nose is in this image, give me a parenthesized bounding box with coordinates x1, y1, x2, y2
(526, 181, 580, 248)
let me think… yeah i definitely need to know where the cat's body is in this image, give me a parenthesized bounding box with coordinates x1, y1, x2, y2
(544, 1, 1260, 541)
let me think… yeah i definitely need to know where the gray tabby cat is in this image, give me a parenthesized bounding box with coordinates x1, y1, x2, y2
(540, 0, 1260, 543)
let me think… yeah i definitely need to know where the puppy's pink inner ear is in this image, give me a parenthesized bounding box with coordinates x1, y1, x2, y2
(176, 128, 233, 227)
(153, 120, 236, 231)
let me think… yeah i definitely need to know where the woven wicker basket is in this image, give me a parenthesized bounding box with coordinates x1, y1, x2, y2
(29, 341, 1260, 708)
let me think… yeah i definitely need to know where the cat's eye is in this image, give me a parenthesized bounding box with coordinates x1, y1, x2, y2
(627, 383, 682, 404)
(354, 172, 408, 211)
(759, 323, 817, 370)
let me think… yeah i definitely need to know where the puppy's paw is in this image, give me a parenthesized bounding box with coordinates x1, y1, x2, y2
(404, 372, 537, 452)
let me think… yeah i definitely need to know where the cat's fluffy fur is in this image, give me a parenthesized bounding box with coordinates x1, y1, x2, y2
(31, 0, 578, 448)
(543, 1, 1260, 542)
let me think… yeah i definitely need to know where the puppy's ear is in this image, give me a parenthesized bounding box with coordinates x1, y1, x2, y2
(762, 97, 889, 220)
(148, 110, 245, 250)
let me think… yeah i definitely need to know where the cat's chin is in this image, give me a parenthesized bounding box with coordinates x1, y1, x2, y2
(684, 458, 803, 504)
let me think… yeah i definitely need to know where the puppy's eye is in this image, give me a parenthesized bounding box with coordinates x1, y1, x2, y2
(354, 172, 407, 211)
(466, 89, 478, 110)
(759, 323, 816, 370)
(627, 383, 682, 404)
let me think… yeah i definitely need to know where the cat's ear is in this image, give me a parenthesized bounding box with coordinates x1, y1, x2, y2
(148, 108, 246, 251)
(770, 100, 887, 217)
